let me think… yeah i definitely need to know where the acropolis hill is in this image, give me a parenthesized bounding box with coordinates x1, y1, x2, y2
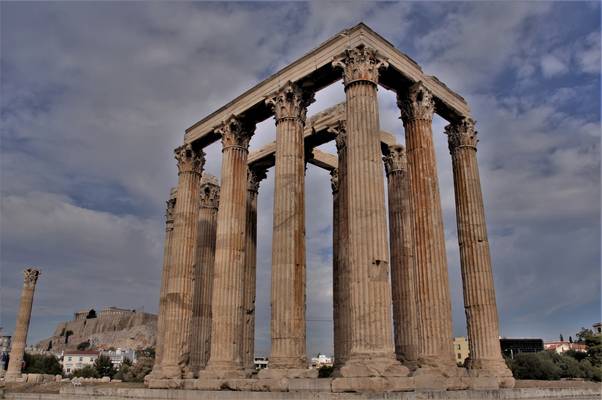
(35, 307, 156, 352)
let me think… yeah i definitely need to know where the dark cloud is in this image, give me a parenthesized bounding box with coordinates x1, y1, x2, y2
(1, 2, 599, 356)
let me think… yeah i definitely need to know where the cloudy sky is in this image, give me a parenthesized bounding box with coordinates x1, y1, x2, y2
(1, 2, 600, 356)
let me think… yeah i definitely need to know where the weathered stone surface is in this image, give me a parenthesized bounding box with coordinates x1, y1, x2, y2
(257, 368, 318, 380)
(398, 82, 455, 373)
(6, 269, 40, 380)
(203, 116, 253, 376)
(332, 377, 414, 393)
(288, 378, 332, 392)
(265, 81, 314, 371)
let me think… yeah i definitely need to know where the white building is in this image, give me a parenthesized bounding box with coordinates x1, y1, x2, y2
(101, 348, 136, 369)
(254, 357, 268, 370)
(310, 354, 333, 368)
(62, 350, 99, 374)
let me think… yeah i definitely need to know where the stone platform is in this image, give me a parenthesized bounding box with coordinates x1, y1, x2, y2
(1, 381, 600, 400)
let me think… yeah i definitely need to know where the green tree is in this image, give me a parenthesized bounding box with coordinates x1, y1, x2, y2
(94, 355, 116, 378)
(560, 334, 564, 342)
(71, 365, 98, 378)
(508, 352, 561, 380)
(77, 341, 91, 351)
(115, 356, 153, 382)
(23, 353, 62, 375)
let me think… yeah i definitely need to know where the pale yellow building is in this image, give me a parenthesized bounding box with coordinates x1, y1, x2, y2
(453, 337, 470, 365)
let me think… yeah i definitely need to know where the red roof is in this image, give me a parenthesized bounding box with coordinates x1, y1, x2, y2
(63, 350, 99, 356)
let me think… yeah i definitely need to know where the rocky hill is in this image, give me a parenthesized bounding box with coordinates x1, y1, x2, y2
(35, 307, 156, 352)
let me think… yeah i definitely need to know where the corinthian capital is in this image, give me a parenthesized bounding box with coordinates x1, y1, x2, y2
(328, 120, 347, 153)
(397, 81, 435, 122)
(383, 144, 407, 176)
(215, 115, 254, 151)
(445, 117, 478, 153)
(248, 166, 267, 193)
(199, 174, 220, 209)
(266, 82, 315, 125)
(330, 168, 339, 194)
(23, 268, 40, 288)
(332, 44, 389, 86)
(175, 144, 205, 175)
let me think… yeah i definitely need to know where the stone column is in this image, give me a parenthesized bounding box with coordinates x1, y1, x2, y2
(202, 116, 254, 378)
(148, 189, 177, 379)
(161, 144, 205, 379)
(332, 45, 406, 378)
(242, 166, 267, 371)
(329, 121, 350, 369)
(6, 268, 40, 380)
(398, 82, 455, 371)
(189, 175, 220, 376)
(262, 81, 314, 374)
(446, 118, 514, 386)
(383, 145, 419, 365)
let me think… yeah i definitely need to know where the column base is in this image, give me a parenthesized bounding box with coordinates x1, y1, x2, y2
(3, 373, 24, 383)
(466, 358, 515, 388)
(157, 364, 183, 379)
(256, 367, 317, 379)
(335, 353, 410, 378)
(198, 363, 250, 380)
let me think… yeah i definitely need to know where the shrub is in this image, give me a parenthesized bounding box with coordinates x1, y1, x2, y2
(71, 365, 98, 378)
(115, 356, 153, 382)
(318, 365, 334, 378)
(509, 352, 561, 380)
(76, 341, 91, 351)
(23, 353, 63, 375)
(94, 355, 116, 378)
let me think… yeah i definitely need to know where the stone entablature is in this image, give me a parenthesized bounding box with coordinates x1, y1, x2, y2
(184, 23, 469, 146)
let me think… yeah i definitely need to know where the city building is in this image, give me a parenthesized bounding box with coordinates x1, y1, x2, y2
(253, 357, 268, 370)
(310, 354, 333, 368)
(62, 350, 99, 374)
(453, 337, 470, 365)
(500, 338, 544, 359)
(101, 348, 136, 369)
(0, 328, 11, 373)
(593, 322, 601, 335)
(544, 341, 588, 354)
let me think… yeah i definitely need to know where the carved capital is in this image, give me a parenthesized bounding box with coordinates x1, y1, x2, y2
(199, 174, 220, 208)
(23, 268, 40, 288)
(330, 168, 339, 194)
(266, 82, 315, 125)
(174, 144, 205, 175)
(328, 120, 347, 153)
(397, 81, 435, 123)
(332, 45, 389, 87)
(215, 115, 254, 151)
(383, 144, 407, 176)
(248, 166, 267, 193)
(445, 117, 478, 153)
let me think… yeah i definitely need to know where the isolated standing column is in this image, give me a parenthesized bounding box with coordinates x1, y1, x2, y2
(446, 118, 513, 384)
(149, 189, 176, 378)
(6, 268, 40, 380)
(161, 144, 204, 379)
(398, 82, 455, 369)
(384, 145, 419, 364)
(189, 176, 220, 376)
(332, 45, 404, 376)
(203, 116, 254, 377)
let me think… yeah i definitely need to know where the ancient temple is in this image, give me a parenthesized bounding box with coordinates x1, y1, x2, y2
(146, 23, 513, 392)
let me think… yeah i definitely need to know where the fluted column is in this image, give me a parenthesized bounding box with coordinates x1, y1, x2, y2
(330, 121, 350, 369)
(398, 82, 455, 369)
(264, 82, 313, 371)
(6, 268, 40, 380)
(161, 144, 205, 379)
(189, 176, 220, 376)
(241, 166, 267, 371)
(446, 118, 513, 383)
(203, 116, 254, 377)
(149, 189, 177, 378)
(383, 145, 419, 364)
(332, 45, 405, 377)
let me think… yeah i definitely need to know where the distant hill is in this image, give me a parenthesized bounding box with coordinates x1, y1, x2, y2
(35, 307, 157, 352)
